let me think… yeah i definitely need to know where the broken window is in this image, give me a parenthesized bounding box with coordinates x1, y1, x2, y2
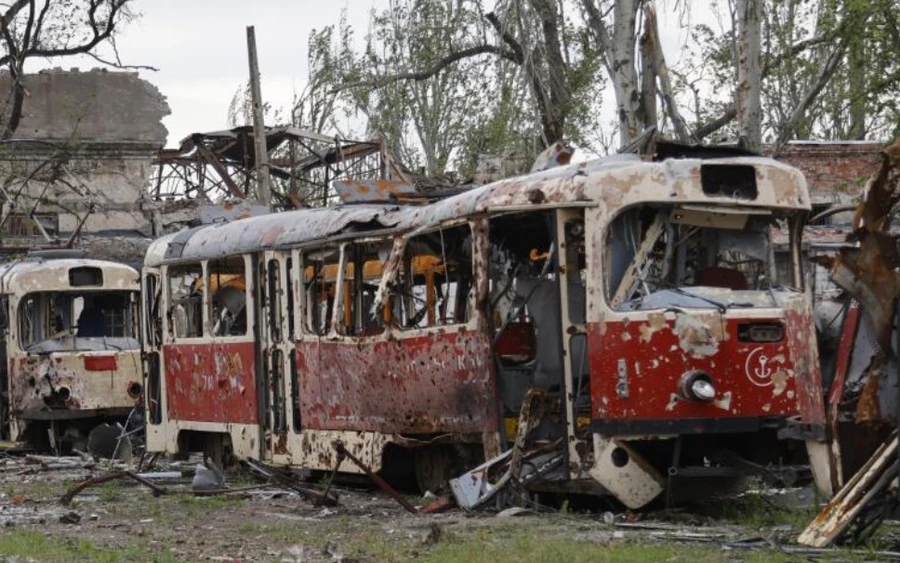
(167, 264, 204, 339)
(303, 246, 341, 336)
(144, 273, 162, 348)
(17, 290, 139, 351)
(286, 257, 295, 339)
(264, 259, 283, 343)
(270, 349, 286, 433)
(392, 224, 473, 330)
(342, 241, 392, 336)
(606, 204, 801, 311)
(209, 257, 248, 337)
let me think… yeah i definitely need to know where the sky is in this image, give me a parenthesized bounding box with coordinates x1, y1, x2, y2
(46, 0, 714, 149)
(93, 0, 386, 147)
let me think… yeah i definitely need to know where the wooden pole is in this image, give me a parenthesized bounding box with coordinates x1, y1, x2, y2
(246, 26, 272, 210)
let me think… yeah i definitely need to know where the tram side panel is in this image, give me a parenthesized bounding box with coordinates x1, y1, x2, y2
(297, 331, 497, 434)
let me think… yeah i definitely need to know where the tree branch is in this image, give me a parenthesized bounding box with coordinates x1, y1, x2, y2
(694, 33, 833, 141)
(331, 44, 519, 93)
(580, 0, 614, 72)
(484, 11, 524, 63)
(644, 4, 690, 142)
(83, 50, 158, 71)
(772, 40, 848, 156)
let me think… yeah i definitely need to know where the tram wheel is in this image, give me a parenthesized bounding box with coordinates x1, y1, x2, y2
(414, 446, 454, 494)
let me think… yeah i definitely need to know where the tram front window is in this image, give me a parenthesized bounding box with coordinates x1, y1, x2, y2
(606, 205, 801, 311)
(18, 291, 139, 352)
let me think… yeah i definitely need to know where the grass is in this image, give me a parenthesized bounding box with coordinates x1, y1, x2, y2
(96, 480, 122, 503)
(0, 529, 186, 563)
(701, 492, 817, 530)
(418, 537, 784, 563)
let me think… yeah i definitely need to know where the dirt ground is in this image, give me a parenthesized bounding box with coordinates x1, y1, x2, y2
(1, 453, 899, 563)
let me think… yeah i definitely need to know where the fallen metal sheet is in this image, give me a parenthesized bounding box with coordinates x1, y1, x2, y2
(449, 448, 513, 510)
(333, 179, 420, 203)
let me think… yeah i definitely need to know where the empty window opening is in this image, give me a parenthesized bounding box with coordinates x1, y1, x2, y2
(209, 257, 248, 337)
(167, 264, 204, 339)
(701, 164, 758, 200)
(392, 225, 473, 330)
(303, 247, 341, 336)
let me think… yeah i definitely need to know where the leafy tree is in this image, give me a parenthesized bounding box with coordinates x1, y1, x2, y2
(273, 0, 900, 179)
(682, 0, 897, 149)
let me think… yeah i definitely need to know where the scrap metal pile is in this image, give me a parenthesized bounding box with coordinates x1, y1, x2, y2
(799, 137, 900, 546)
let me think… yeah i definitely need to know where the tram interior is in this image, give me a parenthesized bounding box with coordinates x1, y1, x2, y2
(488, 211, 588, 441)
(18, 290, 139, 353)
(607, 204, 797, 311)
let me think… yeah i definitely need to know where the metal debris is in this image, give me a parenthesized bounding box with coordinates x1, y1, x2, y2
(244, 458, 338, 507)
(60, 470, 168, 505)
(332, 441, 418, 514)
(802, 136, 900, 545)
(798, 431, 899, 547)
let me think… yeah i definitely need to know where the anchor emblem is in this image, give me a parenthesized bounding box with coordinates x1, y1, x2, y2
(745, 347, 775, 387)
(755, 354, 772, 380)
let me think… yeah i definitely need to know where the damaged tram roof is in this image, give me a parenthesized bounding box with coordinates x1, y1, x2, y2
(145, 151, 809, 267)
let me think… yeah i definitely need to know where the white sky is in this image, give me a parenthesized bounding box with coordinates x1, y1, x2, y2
(43, 0, 712, 149)
(94, 0, 387, 147)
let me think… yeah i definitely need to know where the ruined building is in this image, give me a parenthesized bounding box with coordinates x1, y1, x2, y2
(0, 69, 170, 265)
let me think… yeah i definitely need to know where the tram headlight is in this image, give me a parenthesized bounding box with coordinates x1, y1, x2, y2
(679, 370, 716, 402)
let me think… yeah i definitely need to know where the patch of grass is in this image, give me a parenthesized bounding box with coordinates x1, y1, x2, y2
(96, 480, 122, 503)
(0, 529, 186, 562)
(418, 537, 755, 563)
(174, 493, 245, 509)
(706, 493, 816, 530)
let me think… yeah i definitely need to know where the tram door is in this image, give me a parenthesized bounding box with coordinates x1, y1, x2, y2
(556, 208, 588, 474)
(260, 251, 294, 462)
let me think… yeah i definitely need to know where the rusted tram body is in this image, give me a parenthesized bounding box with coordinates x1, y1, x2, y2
(142, 148, 824, 508)
(0, 253, 142, 451)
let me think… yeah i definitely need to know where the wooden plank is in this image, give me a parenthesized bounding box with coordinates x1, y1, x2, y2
(798, 430, 898, 547)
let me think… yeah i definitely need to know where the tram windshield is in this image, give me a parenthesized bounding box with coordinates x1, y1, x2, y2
(18, 291, 140, 353)
(606, 204, 802, 312)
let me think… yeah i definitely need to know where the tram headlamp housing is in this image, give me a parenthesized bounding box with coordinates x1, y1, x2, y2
(679, 370, 716, 402)
(738, 322, 784, 343)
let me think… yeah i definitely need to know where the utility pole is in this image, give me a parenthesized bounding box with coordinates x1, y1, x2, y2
(246, 25, 271, 210)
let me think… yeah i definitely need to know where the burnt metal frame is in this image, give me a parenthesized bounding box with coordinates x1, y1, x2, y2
(150, 128, 387, 210)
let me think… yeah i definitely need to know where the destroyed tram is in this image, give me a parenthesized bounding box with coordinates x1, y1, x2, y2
(0, 252, 142, 451)
(141, 144, 824, 508)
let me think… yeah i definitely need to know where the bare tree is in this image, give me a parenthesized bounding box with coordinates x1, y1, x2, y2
(0, 0, 140, 139)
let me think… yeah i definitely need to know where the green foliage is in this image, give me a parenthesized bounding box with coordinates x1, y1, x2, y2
(681, 0, 900, 143)
(282, 0, 608, 176)
(269, 0, 899, 180)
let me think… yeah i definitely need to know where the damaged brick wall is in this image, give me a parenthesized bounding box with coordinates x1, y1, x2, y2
(774, 141, 884, 207)
(0, 68, 170, 264)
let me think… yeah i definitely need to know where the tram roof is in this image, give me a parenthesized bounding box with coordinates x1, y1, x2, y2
(145, 151, 809, 267)
(0, 257, 139, 294)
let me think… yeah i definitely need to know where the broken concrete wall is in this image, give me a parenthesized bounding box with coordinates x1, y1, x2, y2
(0, 69, 169, 262)
(0, 68, 169, 143)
